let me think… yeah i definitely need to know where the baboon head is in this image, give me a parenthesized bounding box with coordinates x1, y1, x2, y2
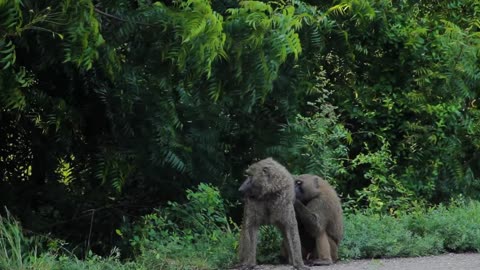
(239, 158, 292, 199)
(295, 174, 322, 203)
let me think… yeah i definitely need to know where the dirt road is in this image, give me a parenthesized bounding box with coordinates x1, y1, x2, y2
(239, 253, 480, 270)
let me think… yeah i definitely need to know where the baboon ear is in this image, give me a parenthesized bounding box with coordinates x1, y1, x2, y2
(314, 177, 321, 189)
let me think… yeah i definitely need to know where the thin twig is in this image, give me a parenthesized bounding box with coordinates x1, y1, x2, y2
(94, 8, 154, 26)
(86, 209, 95, 255)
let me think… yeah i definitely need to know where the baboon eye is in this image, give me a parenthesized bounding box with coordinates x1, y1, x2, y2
(295, 180, 302, 185)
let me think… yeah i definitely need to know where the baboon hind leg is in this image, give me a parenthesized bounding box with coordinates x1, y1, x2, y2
(311, 230, 332, 266)
(328, 236, 338, 262)
(281, 238, 309, 264)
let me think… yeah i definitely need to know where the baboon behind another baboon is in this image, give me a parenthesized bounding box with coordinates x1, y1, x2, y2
(237, 158, 309, 270)
(294, 174, 343, 266)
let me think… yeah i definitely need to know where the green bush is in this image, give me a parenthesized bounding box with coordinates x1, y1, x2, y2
(340, 200, 480, 260)
(340, 212, 444, 259)
(271, 100, 351, 186)
(129, 183, 238, 270)
(351, 138, 418, 214)
(405, 200, 480, 252)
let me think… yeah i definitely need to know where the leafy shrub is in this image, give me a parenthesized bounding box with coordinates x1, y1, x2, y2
(405, 199, 480, 252)
(129, 183, 238, 270)
(271, 99, 351, 185)
(352, 137, 418, 214)
(340, 212, 443, 259)
(340, 200, 480, 260)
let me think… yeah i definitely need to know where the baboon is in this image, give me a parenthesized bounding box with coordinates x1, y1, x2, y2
(294, 174, 343, 266)
(237, 158, 309, 270)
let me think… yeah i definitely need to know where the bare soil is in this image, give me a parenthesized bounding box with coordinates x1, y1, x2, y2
(233, 253, 480, 270)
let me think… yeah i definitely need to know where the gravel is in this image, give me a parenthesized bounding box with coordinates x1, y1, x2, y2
(234, 253, 480, 270)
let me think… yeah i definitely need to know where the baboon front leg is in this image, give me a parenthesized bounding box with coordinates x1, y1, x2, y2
(311, 230, 332, 266)
(328, 236, 338, 262)
(281, 222, 310, 270)
(280, 239, 292, 264)
(238, 224, 258, 268)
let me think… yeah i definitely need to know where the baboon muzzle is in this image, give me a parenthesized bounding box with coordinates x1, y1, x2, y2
(239, 178, 252, 193)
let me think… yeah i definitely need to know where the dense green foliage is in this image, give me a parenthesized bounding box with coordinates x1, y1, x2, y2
(1, 0, 480, 263)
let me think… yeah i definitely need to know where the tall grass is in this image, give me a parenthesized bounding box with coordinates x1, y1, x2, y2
(0, 210, 136, 270)
(0, 211, 22, 268)
(0, 210, 56, 270)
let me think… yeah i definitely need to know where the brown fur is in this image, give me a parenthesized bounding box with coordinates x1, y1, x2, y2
(293, 174, 343, 266)
(237, 158, 309, 270)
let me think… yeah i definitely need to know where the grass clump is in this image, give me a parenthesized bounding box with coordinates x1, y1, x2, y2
(0, 211, 53, 270)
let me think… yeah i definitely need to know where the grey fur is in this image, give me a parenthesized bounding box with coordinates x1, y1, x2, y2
(237, 158, 309, 270)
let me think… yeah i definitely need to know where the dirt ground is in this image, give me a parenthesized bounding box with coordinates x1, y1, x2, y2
(233, 253, 480, 270)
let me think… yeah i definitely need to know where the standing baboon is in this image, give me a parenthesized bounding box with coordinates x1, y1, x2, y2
(294, 174, 343, 266)
(237, 158, 309, 270)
